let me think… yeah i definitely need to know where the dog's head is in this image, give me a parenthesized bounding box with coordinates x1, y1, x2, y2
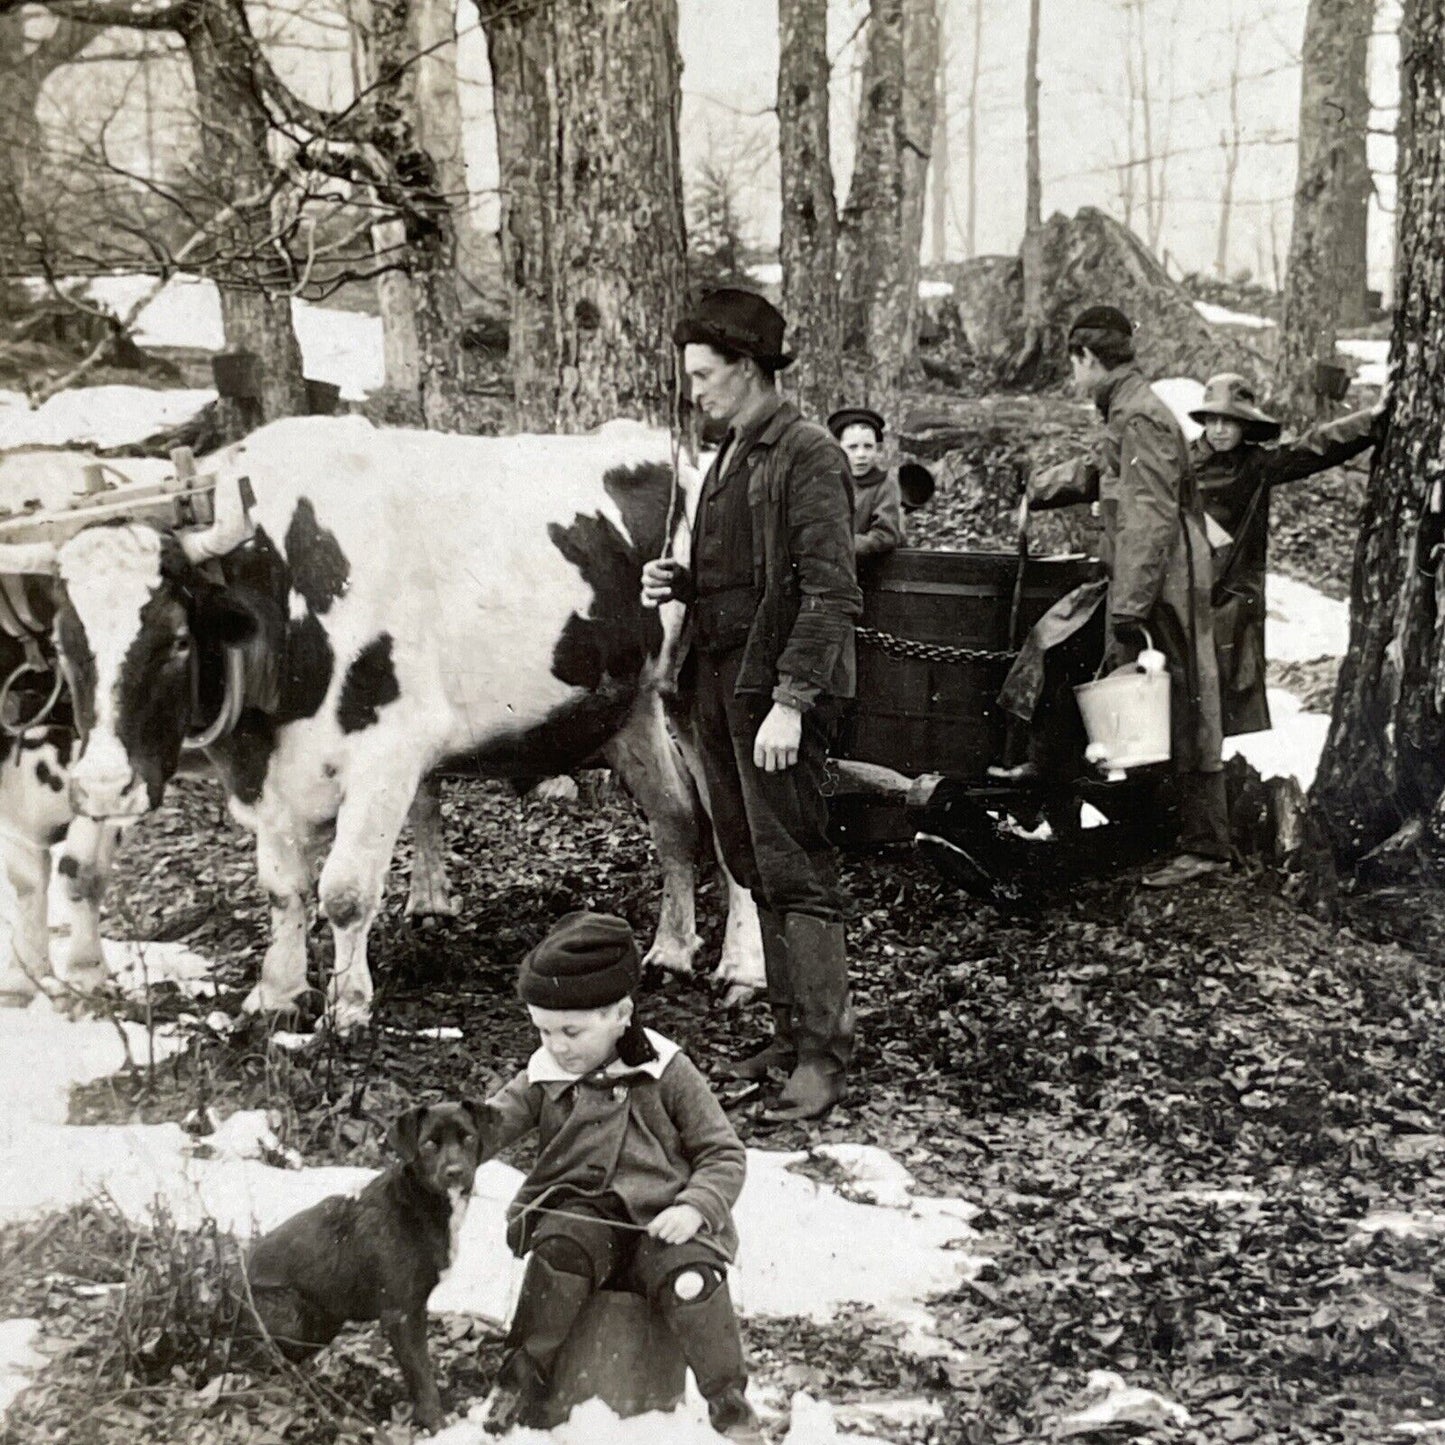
(387, 1101, 486, 1198)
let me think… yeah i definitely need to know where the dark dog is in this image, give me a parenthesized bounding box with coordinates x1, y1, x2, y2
(246, 1102, 485, 1431)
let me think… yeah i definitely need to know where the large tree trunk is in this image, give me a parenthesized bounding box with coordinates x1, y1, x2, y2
(965, 0, 982, 256)
(548, 0, 686, 430)
(0, 13, 93, 266)
(1335, 1, 1374, 327)
(1273, 0, 1374, 425)
(929, 25, 948, 264)
(369, 0, 469, 431)
(778, 0, 841, 421)
(181, 0, 306, 426)
(1311, 0, 1445, 864)
(477, 0, 557, 430)
(838, 0, 939, 413)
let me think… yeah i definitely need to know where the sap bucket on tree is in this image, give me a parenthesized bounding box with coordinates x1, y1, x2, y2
(1074, 630, 1171, 781)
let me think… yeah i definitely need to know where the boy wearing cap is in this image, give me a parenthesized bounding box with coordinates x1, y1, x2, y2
(994, 304, 1230, 888)
(826, 406, 906, 560)
(1190, 372, 1388, 737)
(476, 911, 760, 1443)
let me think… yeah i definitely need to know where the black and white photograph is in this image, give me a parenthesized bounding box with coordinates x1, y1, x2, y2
(0, 0, 1437, 1440)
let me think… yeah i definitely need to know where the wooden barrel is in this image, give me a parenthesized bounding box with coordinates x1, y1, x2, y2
(543, 1289, 688, 1427)
(845, 548, 1101, 781)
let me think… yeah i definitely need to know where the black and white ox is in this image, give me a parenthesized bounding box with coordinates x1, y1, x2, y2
(0, 417, 762, 1030)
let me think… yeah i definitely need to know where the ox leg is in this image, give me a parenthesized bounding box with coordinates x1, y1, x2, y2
(54, 817, 122, 997)
(670, 719, 764, 1006)
(404, 775, 457, 923)
(245, 820, 317, 1017)
(0, 736, 71, 1001)
(318, 767, 420, 1033)
(602, 693, 702, 979)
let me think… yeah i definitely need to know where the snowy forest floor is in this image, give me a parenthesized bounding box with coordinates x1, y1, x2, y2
(6, 776, 1445, 1444)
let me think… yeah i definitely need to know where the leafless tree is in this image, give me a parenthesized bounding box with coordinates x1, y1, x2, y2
(1214, 15, 1246, 276)
(1023, 0, 1041, 235)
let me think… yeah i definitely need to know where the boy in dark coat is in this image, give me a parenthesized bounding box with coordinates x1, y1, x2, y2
(1189, 372, 1388, 736)
(826, 406, 906, 559)
(477, 911, 760, 1443)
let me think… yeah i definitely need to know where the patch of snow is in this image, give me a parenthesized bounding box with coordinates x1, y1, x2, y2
(1224, 689, 1331, 791)
(1057, 1371, 1191, 1433)
(194, 1109, 302, 1170)
(1194, 299, 1274, 330)
(1355, 1211, 1445, 1241)
(0, 386, 216, 451)
(746, 263, 783, 287)
(1396, 1422, 1445, 1437)
(834, 1397, 944, 1430)
(268, 1030, 315, 1052)
(1266, 572, 1349, 662)
(73, 275, 385, 402)
(1339, 337, 1391, 388)
(918, 279, 954, 300)
(1151, 377, 1205, 441)
(83, 939, 219, 998)
(1081, 802, 1109, 830)
(384, 1024, 464, 1041)
(0, 1319, 45, 1420)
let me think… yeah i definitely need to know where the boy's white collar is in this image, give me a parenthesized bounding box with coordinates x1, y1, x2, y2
(527, 1027, 679, 1085)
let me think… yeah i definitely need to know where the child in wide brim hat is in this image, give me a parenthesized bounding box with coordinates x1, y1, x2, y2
(475, 911, 760, 1442)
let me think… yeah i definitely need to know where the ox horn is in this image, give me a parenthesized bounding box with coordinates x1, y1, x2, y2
(0, 540, 60, 576)
(178, 474, 256, 564)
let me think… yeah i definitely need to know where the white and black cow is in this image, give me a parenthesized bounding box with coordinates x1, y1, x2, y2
(0, 417, 762, 1030)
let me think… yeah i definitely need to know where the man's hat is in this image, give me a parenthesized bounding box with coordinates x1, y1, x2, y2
(673, 288, 794, 371)
(1189, 373, 1282, 441)
(517, 911, 641, 1011)
(1068, 305, 1135, 344)
(826, 406, 886, 441)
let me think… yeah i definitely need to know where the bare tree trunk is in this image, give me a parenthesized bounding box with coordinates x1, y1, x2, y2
(1335, 0, 1374, 326)
(1214, 27, 1244, 277)
(1274, 0, 1372, 426)
(965, 0, 982, 255)
(929, 26, 949, 265)
(181, 0, 306, 425)
(1312, 0, 1445, 863)
(548, 0, 686, 430)
(1024, 0, 1041, 235)
(477, 0, 558, 431)
(370, 0, 469, 431)
(838, 0, 939, 412)
(778, 0, 842, 420)
(0, 12, 94, 264)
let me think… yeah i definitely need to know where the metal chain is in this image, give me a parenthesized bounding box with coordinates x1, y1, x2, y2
(855, 626, 1019, 666)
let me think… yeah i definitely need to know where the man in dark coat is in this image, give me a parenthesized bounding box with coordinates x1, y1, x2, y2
(642, 288, 862, 1121)
(993, 305, 1230, 888)
(825, 406, 906, 560)
(1189, 372, 1389, 736)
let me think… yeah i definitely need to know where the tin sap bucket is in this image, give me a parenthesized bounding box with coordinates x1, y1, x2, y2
(1073, 629, 1171, 780)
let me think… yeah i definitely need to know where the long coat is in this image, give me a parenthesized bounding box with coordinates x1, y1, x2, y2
(1193, 407, 1380, 736)
(1000, 366, 1223, 774)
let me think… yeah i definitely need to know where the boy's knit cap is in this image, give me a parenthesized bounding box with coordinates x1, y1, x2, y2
(518, 910, 641, 1010)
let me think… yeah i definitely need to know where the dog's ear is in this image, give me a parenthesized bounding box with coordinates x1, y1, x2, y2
(387, 1105, 429, 1162)
(461, 1099, 495, 1154)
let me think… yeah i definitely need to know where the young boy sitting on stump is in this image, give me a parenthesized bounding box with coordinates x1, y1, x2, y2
(477, 911, 761, 1442)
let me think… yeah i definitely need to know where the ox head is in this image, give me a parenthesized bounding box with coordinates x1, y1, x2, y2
(0, 477, 257, 819)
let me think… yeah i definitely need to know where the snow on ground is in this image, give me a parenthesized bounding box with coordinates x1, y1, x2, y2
(0, 386, 216, 451)
(1339, 337, 1390, 388)
(0, 1321, 45, 1419)
(1225, 689, 1333, 793)
(1152, 376, 1205, 441)
(1194, 300, 1274, 330)
(744, 263, 952, 303)
(71, 275, 386, 402)
(0, 949, 986, 1437)
(1263, 573, 1349, 662)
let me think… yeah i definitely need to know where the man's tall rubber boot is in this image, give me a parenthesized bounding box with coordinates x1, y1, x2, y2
(765, 914, 854, 1123)
(480, 1253, 593, 1434)
(723, 908, 795, 1082)
(655, 1276, 762, 1444)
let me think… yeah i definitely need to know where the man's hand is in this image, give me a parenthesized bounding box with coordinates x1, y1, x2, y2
(753, 701, 803, 772)
(1104, 621, 1147, 673)
(648, 1203, 705, 1244)
(642, 558, 689, 608)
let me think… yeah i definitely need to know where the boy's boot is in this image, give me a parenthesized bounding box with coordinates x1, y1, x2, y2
(480, 1253, 592, 1433)
(765, 913, 854, 1123)
(656, 1274, 762, 1444)
(724, 908, 795, 1082)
